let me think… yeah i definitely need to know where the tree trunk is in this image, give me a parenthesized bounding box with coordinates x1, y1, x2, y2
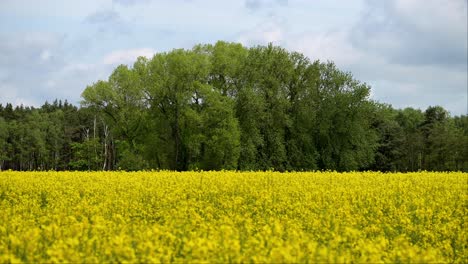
(102, 122, 109, 170)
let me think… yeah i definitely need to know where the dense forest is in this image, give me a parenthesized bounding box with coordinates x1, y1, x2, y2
(0, 42, 467, 172)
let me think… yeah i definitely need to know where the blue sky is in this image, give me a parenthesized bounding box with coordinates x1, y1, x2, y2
(0, 0, 467, 115)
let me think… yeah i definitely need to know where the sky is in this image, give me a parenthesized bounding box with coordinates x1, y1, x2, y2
(0, 0, 467, 115)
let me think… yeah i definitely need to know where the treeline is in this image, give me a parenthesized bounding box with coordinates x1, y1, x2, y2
(0, 42, 467, 171)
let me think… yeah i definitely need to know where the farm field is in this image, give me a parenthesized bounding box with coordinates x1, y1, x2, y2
(0, 171, 466, 263)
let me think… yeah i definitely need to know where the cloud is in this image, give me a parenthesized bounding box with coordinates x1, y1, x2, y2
(0, 32, 66, 84)
(346, 0, 467, 114)
(43, 48, 156, 106)
(0, 0, 465, 115)
(0, 86, 37, 107)
(351, 0, 467, 68)
(113, 0, 152, 6)
(237, 0, 467, 115)
(0, 32, 64, 68)
(237, 15, 287, 46)
(85, 9, 132, 34)
(112, 0, 193, 7)
(245, 0, 288, 11)
(40, 50, 52, 62)
(0, 32, 68, 107)
(289, 30, 363, 67)
(43, 62, 114, 104)
(102, 48, 156, 65)
(0, 32, 115, 107)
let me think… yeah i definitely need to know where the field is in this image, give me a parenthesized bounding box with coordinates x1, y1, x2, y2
(0, 171, 466, 263)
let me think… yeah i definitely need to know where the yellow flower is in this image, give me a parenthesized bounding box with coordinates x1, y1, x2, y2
(0, 171, 465, 262)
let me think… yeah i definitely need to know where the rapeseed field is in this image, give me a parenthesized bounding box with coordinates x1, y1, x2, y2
(0, 171, 466, 263)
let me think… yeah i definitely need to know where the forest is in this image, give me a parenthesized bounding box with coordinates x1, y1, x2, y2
(0, 42, 466, 172)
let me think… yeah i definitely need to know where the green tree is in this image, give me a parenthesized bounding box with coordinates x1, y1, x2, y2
(69, 138, 101, 170)
(395, 108, 425, 171)
(314, 62, 377, 171)
(0, 117, 9, 170)
(421, 106, 463, 171)
(283, 53, 320, 170)
(2, 41, 465, 172)
(196, 83, 240, 170)
(453, 116, 468, 171)
(237, 44, 292, 170)
(368, 103, 404, 171)
(82, 65, 148, 170)
(144, 49, 209, 170)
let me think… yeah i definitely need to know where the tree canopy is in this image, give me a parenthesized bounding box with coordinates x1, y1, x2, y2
(0, 42, 466, 171)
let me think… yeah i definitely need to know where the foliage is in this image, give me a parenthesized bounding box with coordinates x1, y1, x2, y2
(79, 42, 382, 171)
(0, 42, 466, 172)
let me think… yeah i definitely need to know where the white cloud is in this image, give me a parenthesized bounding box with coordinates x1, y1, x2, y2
(288, 27, 467, 115)
(40, 50, 52, 62)
(237, 16, 286, 46)
(276, 0, 467, 115)
(0, 0, 107, 19)
(0, 32, 68, 107)
(85, 9, 133, 35)
(245, 0, 288, 11)
(352, 0, 467, 68)
(288, 30, 364, 66)
(0, 82, 38, 107)
(102, 48, 156, 65)
(0, 0, 466, 115)
(393, 0, 466, 34)
(39, 49, 157, 106)
(42, 61, 114, 104)
(113, 0, 151, 6)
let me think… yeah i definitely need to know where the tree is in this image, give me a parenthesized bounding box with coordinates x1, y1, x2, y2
(368, 103, 404, 171)
(82, 64, 148, 170)
(395, 108, 425, 171)
(0, 117, 9, 170)
(453, 116, 468, 171)
(196, 83, 240, 170)
(313, 62, 377, 171)
(144, 49, 211, 170)
(421, 106, 463, 171)
(236, 44, 292, 170)
(283, 53, 320, 170)
(1, 42, 465, 172)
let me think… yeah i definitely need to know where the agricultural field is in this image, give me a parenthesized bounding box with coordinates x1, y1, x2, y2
(0, 171, 466, 263)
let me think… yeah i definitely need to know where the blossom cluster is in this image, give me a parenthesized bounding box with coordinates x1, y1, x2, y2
(0, 171, 466, 262)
